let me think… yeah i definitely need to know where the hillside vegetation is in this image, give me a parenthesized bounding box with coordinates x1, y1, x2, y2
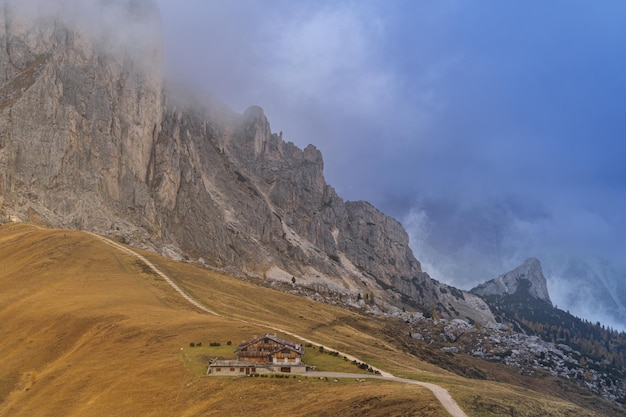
(489, 287, 626, 371)
(0, 223, 617, 416)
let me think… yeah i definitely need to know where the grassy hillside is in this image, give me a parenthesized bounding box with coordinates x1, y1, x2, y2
(0, 223, 617, 416)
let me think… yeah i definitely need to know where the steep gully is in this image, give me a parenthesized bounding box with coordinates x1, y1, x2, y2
(89, 231, 469, 417)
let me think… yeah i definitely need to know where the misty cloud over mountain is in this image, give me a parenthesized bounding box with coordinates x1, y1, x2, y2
(5, 0, 622, 328)
(154, 1, 626, 329)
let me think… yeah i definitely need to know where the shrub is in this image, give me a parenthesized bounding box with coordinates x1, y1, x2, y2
(189, 342, 195, 347)
(227, 340, 232, 346)
(209, 342, 221, 347)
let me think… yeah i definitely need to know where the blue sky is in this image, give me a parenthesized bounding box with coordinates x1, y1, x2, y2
(156, 1, 626, 327)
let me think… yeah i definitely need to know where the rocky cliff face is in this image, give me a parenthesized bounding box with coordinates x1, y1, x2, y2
(150, 102, 494, 322)
(471, 257, 552, 305)
(0, 0, 163, 234)
(0, 0, 494, 324)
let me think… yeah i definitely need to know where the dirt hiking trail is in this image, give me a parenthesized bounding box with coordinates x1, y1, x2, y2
(90, 232, 469, 417)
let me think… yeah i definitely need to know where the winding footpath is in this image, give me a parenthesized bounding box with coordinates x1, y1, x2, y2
(90, 232, 469, 417)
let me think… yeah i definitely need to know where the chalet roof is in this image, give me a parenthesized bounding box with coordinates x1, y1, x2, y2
(235, 333, 305, 355)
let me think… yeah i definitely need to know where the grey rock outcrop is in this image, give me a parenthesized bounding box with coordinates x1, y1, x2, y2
(471, 257, 552, 305)
(0, 0, 495, 324)
(0, 0, 163, 236)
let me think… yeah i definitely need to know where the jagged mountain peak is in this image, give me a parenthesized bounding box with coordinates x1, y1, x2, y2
(471, 257, 552, 305)
(0, 1, 495, 325)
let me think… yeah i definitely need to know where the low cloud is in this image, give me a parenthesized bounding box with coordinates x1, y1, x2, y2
(403, 198, 626, 330)
(155, 0, 449, 202)
(3, 0, 162, 69)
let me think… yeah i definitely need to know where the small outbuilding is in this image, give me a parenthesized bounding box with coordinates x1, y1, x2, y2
(207, 333, 308, 376)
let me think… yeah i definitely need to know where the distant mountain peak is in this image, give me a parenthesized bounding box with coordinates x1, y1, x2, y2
(471, 257, 552, 305)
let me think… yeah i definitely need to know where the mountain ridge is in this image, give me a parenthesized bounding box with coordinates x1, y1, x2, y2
(0, 0, 494, 324)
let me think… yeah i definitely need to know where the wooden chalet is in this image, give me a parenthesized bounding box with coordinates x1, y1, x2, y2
(236, 333, 305, 364)
(207, 333, 308, 376)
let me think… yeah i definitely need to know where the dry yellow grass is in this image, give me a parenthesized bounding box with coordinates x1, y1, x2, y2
(0, 224, 446, 416)
(0, 223, 615, 416)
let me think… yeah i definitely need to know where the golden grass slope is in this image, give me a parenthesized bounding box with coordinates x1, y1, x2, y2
(0, 224, 444, 416)
(0, 223, 614, 416)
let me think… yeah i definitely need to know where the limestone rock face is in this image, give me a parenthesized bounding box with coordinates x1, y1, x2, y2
(0, 0, 163, 234)
(471, 258, 552, 305)
(0, 0, 495, 324)
(149, 102, 494, 323)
